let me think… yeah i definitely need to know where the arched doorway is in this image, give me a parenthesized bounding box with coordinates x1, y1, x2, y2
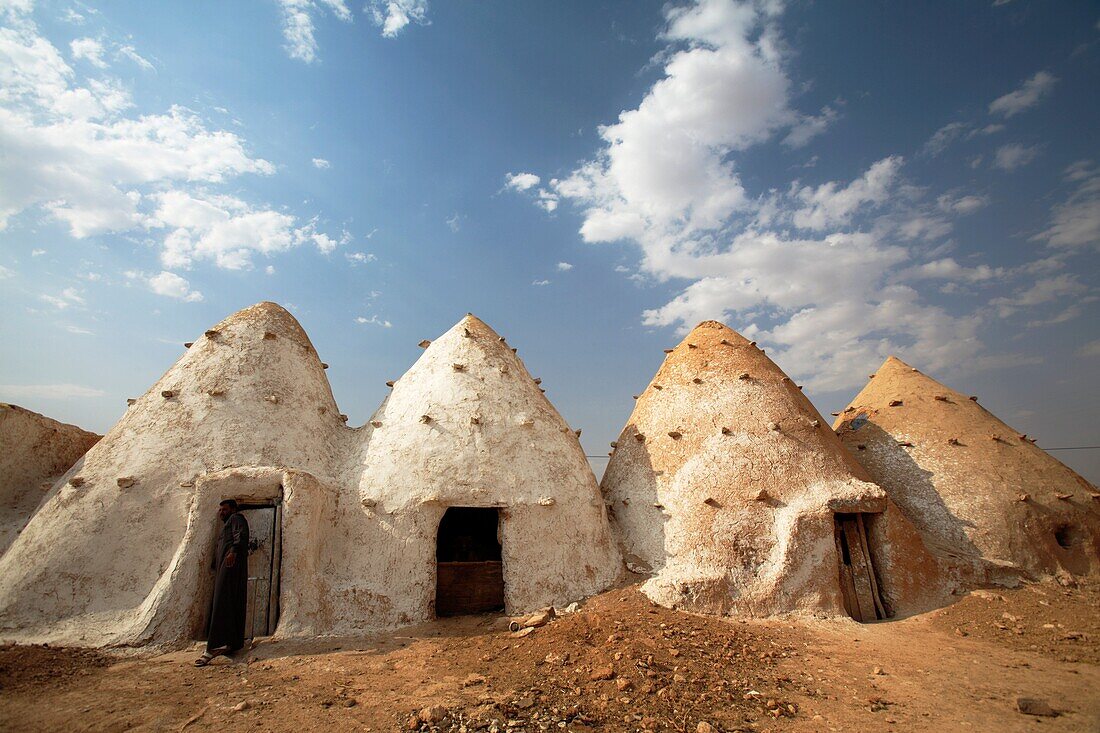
(435, 507, 505, 616)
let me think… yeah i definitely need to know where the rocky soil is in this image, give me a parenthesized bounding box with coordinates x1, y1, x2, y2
(1, 580, 1097, 732)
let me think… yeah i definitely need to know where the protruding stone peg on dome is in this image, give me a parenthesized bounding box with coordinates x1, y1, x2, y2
(663, 349, 674, 354)
(68, 476, 85, 487)
(418, 340, 431, 348)
(361, 498, 377, 508)
(463, 327, 471, 337)
(184, 342, 193, 348)
(857, 444, 866, 450)
(179, 481, 194, 488)
(692, 378, 702, 384)
(749, 341, 757, 347)
(574, 429, 582, 437)
(810, 419, 820, 428)
(721, 427, 731, 435)
(370, 420, 382, 428)
(470, 415, 481, 425)
(889, 399, 903, 407)
(117, 476, 136, 489)
(830, 411, 840, 416)
(632, 395, 639, 400)
(339, 414, 349, 422)
(161, 390, 175, 399)
(126, 398, 137, 405)
(668, 431, 682, 439)
(768, 422, 779, 431)
(206, 389, 225, 397)
(386, 380, 395, 387)
(653, 384, 663, 390)
(634, 433, 646, 441)
(452, 363, 466, 371)
(499, 365, 509, 374)
(1055, 493, 1072, 501)
(738, 372, 751, 380)
(897, 440, 913, 447)
(511, 347, 517, 353)
(1018, 434, 1027, 441)
(969, 395, 978, 401)
(1016, 493, 1030, 502)
(687, 343, 697, 349)
(720, 339, 731, 346)
(781, 377, 790, 384)
(947, 437, 960, 446)
(265, 394, 279, 404)
(204, 329, 219, 338)
(610, 441, 617, 448)
(420, 415, 432, 424)
(321, 363, 329, 369)
(538, 496, 555, 506)
(263, 331, 276, 340)
(934, 395, 948, 401)
(754, 489, 769, 502)
(533, 377, 542, 385)
(868, 374, 875, 379)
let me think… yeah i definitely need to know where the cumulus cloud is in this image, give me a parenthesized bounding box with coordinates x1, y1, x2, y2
(146, 270, 203, 301)
(0, 383, 106, 399)
(276, 0, 352, 63)
(69, 37, 106, 68)
(993, 143, 1039, 171)
(345, 251, 376, 264)
(0, 17, 340, 273)
(989, 71, 1057, 118)
(782, 105, 838, 148)
(532, 279, 550, 286)
(504, 172, 540, 191)
(556, 261, 573, 271)
(368, 0, 429, 38)
(312, 157, 330, 169)
(520, 0, 1064, 393)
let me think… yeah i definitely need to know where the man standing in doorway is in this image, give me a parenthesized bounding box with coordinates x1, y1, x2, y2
(195, 499, 249, 666)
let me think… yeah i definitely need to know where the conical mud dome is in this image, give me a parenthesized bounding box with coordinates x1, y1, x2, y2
(834, 356, 1100, 579)
(0, 404, 100, 555)
(602, 321, 946, 618)
(0, 302, 346, 646)
(350, 315, 621, 616)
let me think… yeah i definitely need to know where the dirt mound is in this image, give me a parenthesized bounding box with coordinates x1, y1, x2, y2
(928, 577, 1100, 665)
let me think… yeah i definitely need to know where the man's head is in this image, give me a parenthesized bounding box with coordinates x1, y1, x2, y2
(217, 499, 238, 522)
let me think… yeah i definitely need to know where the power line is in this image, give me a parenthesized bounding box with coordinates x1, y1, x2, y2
(1044, 445, 1100, 452)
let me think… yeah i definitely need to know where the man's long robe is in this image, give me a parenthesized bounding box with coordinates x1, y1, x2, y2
(207, 512, 249, 652)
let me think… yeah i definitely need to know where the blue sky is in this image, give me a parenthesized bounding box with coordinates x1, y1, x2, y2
(1, 0, 1098, 481)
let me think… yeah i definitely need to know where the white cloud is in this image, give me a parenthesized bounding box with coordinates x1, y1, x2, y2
(989, 71, 1057, 118)
(1032, 163, 1100, 249)
(147, 270, 203, 302)
(532, 279, 550, 286)
(791, 156, 903, 230)
(527, 0, 1047, 394)
(782, 105, 838, 148)
(69, 37, 106, 68)
(368, 0, 429, 38)
(536, 188, 559, 212)
(355, 314, 392, 327)
(922, 121, 968, 157)
(312, 157, 330, 169)
(556, 262, 573, 271)
(149, 191, 337, 269)
(345, 251, 376, 264)
(899, 257, 1004, 283)
(989, 274, 1087, 318)
(504, 172, 540, 191)
(64, 323, 94, 335)
(936, 193, 988, 215)
(40, 287, 84, 309)
(0, 264, 13, 278)
(1079, 339, 1100, 358)
(30, 247, 45, 255)
(276, 0, 352, 63)
(0, 383, 106, 399)
(265, 265, 276, 275)
(993, 143, 1039, 171)
(117, 45, 154, 71)
(446, 213, 462, 232)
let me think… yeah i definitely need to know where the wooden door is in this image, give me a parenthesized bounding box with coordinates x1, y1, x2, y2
(834, 513, 887, 622)
(239, 505, 280, 638)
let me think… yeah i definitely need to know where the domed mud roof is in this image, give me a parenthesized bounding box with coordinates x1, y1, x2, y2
(834, 356, 1099, 577)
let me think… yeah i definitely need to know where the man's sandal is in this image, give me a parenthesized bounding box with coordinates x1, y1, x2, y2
(194, 646, 229, 666)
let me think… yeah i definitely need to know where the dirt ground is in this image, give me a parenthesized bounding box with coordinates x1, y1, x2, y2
(1, 580, 1098, 733)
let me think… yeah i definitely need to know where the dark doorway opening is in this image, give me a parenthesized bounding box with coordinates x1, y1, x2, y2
(237, 502, 282, 639)
(435, 507, 505, 617)
(834, 513, 890, 623)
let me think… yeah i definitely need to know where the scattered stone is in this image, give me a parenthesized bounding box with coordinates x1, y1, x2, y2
(419, 705, 448, 724)
(233, 701, 250, 712)
(1015, 697, 1056, 717)
(589, 665, 615, 681)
